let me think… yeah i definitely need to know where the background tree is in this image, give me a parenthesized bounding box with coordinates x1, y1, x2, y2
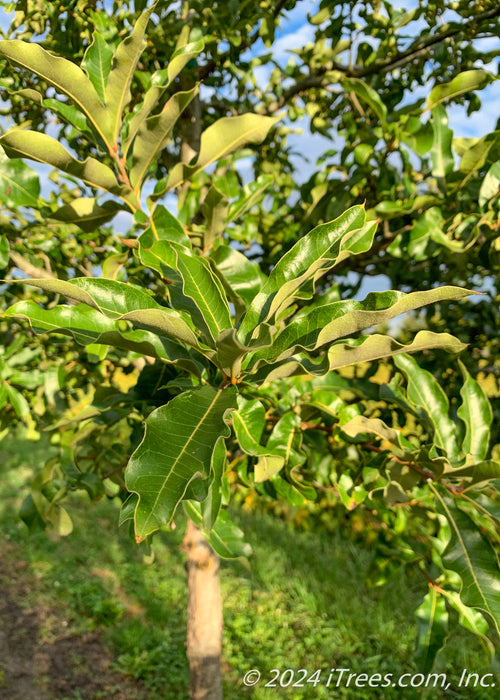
(0, 1, 499, 698)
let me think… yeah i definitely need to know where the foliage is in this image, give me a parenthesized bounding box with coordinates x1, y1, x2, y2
(0, 0, 499, 681)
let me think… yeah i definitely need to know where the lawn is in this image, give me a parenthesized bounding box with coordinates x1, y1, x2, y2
(0, 427, 494, 699)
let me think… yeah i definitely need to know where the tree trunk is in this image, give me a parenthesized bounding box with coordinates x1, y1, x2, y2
(182, 519, 224, 700)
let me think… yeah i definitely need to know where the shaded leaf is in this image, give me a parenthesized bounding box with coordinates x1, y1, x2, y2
(126, 385, 237, 540)
(414, 589, 448, 673)
(184, 502, 252, 560)
(431, 487, 500, 636)
(48, 197, 124, 232)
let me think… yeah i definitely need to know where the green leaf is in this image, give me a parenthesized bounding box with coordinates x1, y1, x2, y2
(81, 31, 113, 104)
(48, 197, 124, 232)
(152, 243, 232, 347)
(3, 300, 203, 373)
(341, 415, 414, 451)
(231, 398, 285, 482)
(458, 132, 499, 176)
(457, 361, 493, 463)
(227, 175, 273, 222)
(250, 331, 466, 384)
(431, 487, 500, 636)
(129, 87, 198, 191)
(17, 277, 160, 318)
(0, 148, 40, 207)
(202, 185, 229, 249)
(201, 437, 227, 530)
(0, 129, 127, 199)
(210, 245, 266, 307)
(238, 205, 376, 343)
(184, 503, 252, 560)
(425, 70, 493, 112)
(247, 287, 471, 366)
(439, 589, 495, 661)
(0, 234, 9, 268)
(430, 105, 454, 178)
(6, 384, 29, 417)
(0, 39, 112, 148)
(342, 77, 388, 125)
(479, 161, 500, 208)
(104, 3, 157, 147)
(16, 276, 208, 352)
(155, 113, 278, 196)
(444, 461, 500, 489)
(140, 205, 191, 250)
(394, 354, 460, 463)
(126, 385, 237, 540)
(414, 589, 448, 674)
(123, 38, 204, 157)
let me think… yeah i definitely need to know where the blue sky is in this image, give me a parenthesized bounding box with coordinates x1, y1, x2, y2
(0, 0, 498, 249)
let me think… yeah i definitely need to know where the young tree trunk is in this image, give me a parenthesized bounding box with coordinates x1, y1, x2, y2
(182, 519, 224, 700)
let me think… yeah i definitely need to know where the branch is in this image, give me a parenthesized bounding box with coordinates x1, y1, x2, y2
(9, 251, 57, 279)
(261, 5, 500, 113)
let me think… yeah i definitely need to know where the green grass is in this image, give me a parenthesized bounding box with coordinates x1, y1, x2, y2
(0, 428, 495, 699)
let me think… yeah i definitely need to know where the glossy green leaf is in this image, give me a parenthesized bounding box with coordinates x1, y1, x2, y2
(104, 2, 157, 147)
(81, 31, 113, 104)
(248, 286, 470, 366)
(430, 105, 454, 178)
(444, 461, 500, 488)
(394, 354, 460, 463)
(238, 205, 376, 343)
(141, 205, 191, 249)
(342, 77, 388, 125)
(3, 300, 203, 373)
(0, 39, 112, 147)
(152, 243, 232, 346)
(425, 70, 492, 112)
(155, 113, 278, 196)
(457, 361, 492, 462)
(250, 331, 466, 384)
(48, 197, 124, 232)
(17, 277, 159, 317)
(0, 129, 126, 198)
(414, 589, 448, 674)
(130, 87, 197, 190)
(431, 487, 500, 636)
(126, 385, 237, 540)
